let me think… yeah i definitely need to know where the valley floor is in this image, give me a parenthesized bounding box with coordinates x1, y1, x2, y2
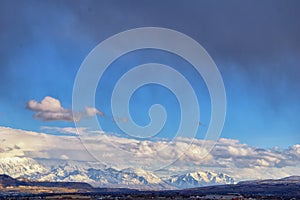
(0, 193, 290, 200)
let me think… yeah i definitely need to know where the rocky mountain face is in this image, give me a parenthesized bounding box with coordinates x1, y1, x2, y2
(0, 157, 234, 190)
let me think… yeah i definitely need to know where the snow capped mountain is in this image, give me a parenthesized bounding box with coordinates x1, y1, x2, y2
(123, 168, 162, 184)
(85, 167, 169, 189)
(0, 157, 167, 189)
(0, 157, 234, 189)
(165, 171, 235, 189)
(0, 157, 47, 178)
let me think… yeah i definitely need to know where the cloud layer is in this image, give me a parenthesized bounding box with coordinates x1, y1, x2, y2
(26, 96, 103, 122)
(0, 126, 299, 181)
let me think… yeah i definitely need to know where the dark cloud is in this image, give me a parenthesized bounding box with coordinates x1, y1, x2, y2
(1, 0, 299, 99)
(1, 0, 300, 144)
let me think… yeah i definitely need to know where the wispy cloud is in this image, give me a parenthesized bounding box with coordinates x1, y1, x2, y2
(26, 96, 103, 122)
(40, 126, 84, 135)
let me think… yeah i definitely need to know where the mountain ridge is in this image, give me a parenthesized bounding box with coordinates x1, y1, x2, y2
(0, 157, 234, 190)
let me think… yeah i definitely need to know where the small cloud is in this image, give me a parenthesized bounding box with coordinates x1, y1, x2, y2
(112, 116, 129, 123)
(85, 107, 104, 117)
(122, 117, 128, 123)
(60, 154, 69, 160)
(26, 96, 75, 122)
(27, 96, 64, 112)
(33, 110, 75, 122)
(26, 96, 103, 122)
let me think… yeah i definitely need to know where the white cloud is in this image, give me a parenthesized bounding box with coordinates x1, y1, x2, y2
(27, 96, 64, 112)
(85, 107, 104, 117)
(26, 96, 103, 122)
(0, 126, 299, 180)
(60, 154, 69, 160)
(0, 126, 94, 161)
(40, 126, 84, 135)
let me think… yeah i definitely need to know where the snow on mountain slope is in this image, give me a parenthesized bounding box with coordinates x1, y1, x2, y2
(0, 157, 166, 189)
(121, 168, 162, 184)
(0, 157, 47, 178)
(0, 157, 235, 189)
(35, 159, 105, 183)
(165, 171, 234, 189)
(114, 168, 172, 189)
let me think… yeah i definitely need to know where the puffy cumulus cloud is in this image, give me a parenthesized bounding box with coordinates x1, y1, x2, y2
(0, 126, 300, 180)
(207, 138, 292, 169)
(219, 166, 300, 182)
(0, 126, 106, 161)
(287, 144, 300, 157)
(27, 96, 63, 112)
(26, 96, 103, 122)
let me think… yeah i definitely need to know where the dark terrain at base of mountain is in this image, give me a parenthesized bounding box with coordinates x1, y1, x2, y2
(1, 174, 300, 199)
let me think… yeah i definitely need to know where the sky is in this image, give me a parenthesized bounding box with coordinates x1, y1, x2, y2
(0, 0, 300, 177)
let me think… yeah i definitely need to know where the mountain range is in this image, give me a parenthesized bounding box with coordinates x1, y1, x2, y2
(0, 157, 234, 190)
(1, 174, 300, 199)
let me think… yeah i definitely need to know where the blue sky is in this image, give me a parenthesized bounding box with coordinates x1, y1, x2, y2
(0, 0, 300, 148)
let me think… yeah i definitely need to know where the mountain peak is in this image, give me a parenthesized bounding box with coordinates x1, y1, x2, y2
(165, 170, 234, 189)
(0, 157, 234, 190)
